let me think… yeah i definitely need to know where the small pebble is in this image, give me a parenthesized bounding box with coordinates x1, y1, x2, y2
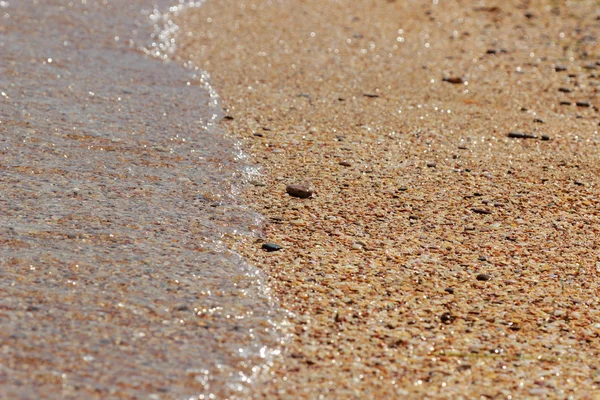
(576, 101, 591, 107)
(444, 287, 455, 294)
(440, 312, 454, 324)
(560, 101, 572, 105)
(476, 273, 491, 281)
(472, 208, 492, 215)
(558, 87, 572, 93)
(541, 134, 551, 141)
(339, 161, 352, 167)
(262, 243, 283, 252)
(286, 184, 313, 198)
(426, 162, 437, 168)
(554, 65, 567, 72)
(534, 118, 544, 123)
(443, 76, 464, 84)
(507, 132, 537, 139)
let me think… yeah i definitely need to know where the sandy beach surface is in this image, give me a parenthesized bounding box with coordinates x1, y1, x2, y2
(176, 0, 600, 398)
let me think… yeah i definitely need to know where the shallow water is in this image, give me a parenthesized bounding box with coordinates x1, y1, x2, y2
(0, 1, 284, 398)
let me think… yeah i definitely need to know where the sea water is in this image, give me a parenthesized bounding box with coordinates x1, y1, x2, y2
(0, 1, 284, 398)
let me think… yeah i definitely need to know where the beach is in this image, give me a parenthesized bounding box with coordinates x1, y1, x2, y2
(175, 0, 600, 397)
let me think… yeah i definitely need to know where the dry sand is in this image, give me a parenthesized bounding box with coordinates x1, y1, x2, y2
(176, 0, 600, 398)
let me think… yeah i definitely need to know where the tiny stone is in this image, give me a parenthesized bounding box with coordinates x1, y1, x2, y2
(458, 145, 468, 150)
(534, 118, 544, 123)
(426, 162, 437, 168)
(541, 134, 551, 141)
(507, 132, 537, 139)
(576, 101, 591, 107)
(440, 312, 454, 324)
(363, 93, 380, 98)
(558, 87, 572, 93)
(444, 287, 455, 294)
(262, 243, 283, 252)
(443, 76, 464, 84)
(584, 63, 598, 70)
(286, 184, 313, 198)
(560, 101, 572, 105)
(554, 65, 567, 72)
(476, 273, 491, 281)
(339, 161, 352, 167)
(472, 208, 492, 215)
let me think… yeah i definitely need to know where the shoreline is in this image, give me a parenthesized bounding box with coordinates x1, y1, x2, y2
(176, 0, 600, 398)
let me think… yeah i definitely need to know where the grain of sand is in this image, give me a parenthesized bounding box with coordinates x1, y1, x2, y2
(176, 0, 600, 398)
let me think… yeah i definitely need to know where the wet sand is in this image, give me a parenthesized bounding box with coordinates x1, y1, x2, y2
(176, 0, 600, 398)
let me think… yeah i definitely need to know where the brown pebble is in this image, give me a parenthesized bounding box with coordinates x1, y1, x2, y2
(558, 87, 572, 93)
(426, 162, 437, 168)
(560, 101, 572, 105)
(472, 208, 492, 215)
(339, 161, 352, 167)
(576, 101, 591, 107)
(541, 134, 551, 141)
(286, 184, 313, 198)
(443, 76, 464, 84)
(476, 273, 491, 281)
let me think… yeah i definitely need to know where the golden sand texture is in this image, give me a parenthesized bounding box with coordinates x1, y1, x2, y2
(177, 0, 600, 398)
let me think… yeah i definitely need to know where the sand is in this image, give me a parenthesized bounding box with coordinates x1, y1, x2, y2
(175, 0, 600, 397)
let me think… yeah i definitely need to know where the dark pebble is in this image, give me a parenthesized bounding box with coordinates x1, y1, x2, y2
(472, 208, 492, 215)
(576, 101, 591, 107)
(534, 118, 544, 123)
(444, 287, 455, 294)
(507, 132, 537, 139)
(458, 145, 468, 150)
(440, 312, 455, 324)
(554, 65, 567, 72)
(408, 215, 419, 220)
(541, 134, 551, 141)
(478, 256, 487, 261)
(560, 101, 572, 105)
(262, 243, 283, 252)
(443, 76, 464, 84)
(574, 180, 584, 186)
(558, 87, 572, 93)
(363, 93, 380, 98)
(339, 161, 352, 167)
(476, 273, 491, 281)
(584, 63, 598, 70)
(223, 115, 234, 120)
(426, 162, 437, 168)
(286, 184, 313, 199)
